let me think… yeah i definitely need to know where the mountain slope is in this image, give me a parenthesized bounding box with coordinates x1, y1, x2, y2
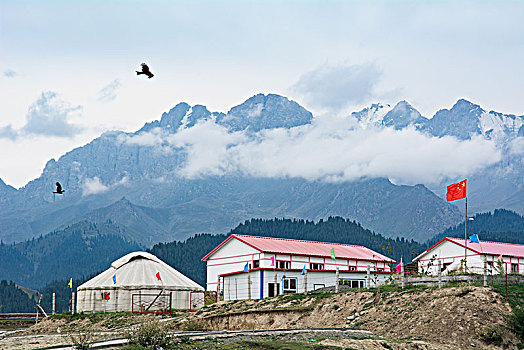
(1, 94, 519, 245)
(0, 221, 142, 289)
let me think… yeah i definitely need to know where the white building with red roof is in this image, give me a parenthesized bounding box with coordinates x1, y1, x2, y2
(201, 234, 395, 300)
(413, 237, 524, 275)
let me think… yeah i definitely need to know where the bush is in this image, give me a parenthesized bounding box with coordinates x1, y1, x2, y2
(182, 319, 208, 331)
(69, 331, 96, 349)
(123, 320, 172, 349)
(506, 305, 524, 343)
(476, 324, 504, 345)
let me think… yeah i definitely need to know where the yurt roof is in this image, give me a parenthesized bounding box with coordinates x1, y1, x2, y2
(78, 251, 203, 291)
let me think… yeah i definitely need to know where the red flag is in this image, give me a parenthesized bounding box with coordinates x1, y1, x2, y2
(156, 272, 161, 281)
(104, 292, 110, 300)
(446, 179, 467, 201)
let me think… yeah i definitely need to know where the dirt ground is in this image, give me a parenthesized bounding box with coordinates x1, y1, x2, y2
(0, 285, 520, 349)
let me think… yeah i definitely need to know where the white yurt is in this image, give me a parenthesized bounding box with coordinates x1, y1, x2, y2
(76, 252, 204, 313)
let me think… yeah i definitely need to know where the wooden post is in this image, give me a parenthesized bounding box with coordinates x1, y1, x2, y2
(52, 293, 56, 315)
(72, 292, 75, 314)
(483, 259, 487, 287)
(235, 278, 238, 300)
(217, 277, 222, 301)
(366, 265, 370, 289)
(304, 270, 308, 294)
(335, 267, 340, 293)
(438, 260, 442, 289)
(401, 262, 405, 289)
(274, 273, 278, 297)
(247, 272, 251, 300)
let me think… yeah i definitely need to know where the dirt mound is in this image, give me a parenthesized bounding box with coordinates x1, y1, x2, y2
(181, 286, 518, 349)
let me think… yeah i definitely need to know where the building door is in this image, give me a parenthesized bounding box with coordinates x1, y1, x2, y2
(268, 283, 280, 297)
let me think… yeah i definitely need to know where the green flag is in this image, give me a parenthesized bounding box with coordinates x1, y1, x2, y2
(330, 248, 336, 260)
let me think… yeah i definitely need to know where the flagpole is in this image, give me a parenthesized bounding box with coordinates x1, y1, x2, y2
(464, 197, 468, 272)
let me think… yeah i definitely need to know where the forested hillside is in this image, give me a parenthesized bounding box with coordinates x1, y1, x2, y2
(0, 221, 142, 289)
(0, 280, 36, 313)
(149, 216, 426, 287)
(428, 209, 524, 245)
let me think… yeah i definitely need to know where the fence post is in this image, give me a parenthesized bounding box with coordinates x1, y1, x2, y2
(366, 265, 370, 289)
(247, 271, 251, 300)
(52, 293, 56, 315)
(274, 273, 278, 297)
(438, 260, 442, 289)
(401, 262, 405, 289)
(217, 277, 222, 301)
(335, 267, 339, 293)
(483, 260, 487, 287)
(304, 270, 308, 294)
(72, 292, 75, 314)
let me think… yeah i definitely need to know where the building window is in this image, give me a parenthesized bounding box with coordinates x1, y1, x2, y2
(282, 277, 297, 294)
(310, 263, 324, 270)
(253, 260, 259, 268)
(349, 266, 356, 271)
(511, 264, 518, 273)
(277, 260, 290, 269)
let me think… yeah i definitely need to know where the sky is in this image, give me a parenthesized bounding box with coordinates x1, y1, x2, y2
(0, 0, 523, 188)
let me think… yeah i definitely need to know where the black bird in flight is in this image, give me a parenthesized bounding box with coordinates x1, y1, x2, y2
(136, 63, 154, 79)
(53, 182, 65, 195)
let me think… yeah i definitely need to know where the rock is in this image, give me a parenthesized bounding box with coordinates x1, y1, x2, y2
(347, 315, 355, 320)
(470, 343, 475, 347)
(355, 312, 360, 317)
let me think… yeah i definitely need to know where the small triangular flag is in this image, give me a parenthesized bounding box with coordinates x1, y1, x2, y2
(68, 278, 72, 289)
(330, 248, 336, 260)
(156, 272, 161, 281)
(469, 234, 480, 244)
(244, 262, 249, 272)
(112, 274, 116, 285)
(270, 256, 275, 267)
(301, 265, 306, 275)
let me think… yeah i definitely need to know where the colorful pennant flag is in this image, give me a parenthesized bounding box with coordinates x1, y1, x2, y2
(244, 262, 249, 272)
(446, 179, 467, 202)
(301, 265, 306, 275)
(469, 234, 480, 244)
(104, 292, 110, 300)
(395, 257, 403, 274)
(112, 274, 117, 285)
(330, 248, 336, 260)
(156, 272, 161, 281)
(270, 256, 275, 267)
(68, 278, 72, 289)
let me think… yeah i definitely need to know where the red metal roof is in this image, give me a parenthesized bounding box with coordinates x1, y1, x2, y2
(445, 238, 524, 258)
(202, 234, 395, 263)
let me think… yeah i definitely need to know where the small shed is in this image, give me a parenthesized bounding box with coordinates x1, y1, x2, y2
(76, 252, 203, 313)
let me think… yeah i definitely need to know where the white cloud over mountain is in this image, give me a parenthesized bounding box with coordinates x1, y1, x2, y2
(122, 115, 501, 186)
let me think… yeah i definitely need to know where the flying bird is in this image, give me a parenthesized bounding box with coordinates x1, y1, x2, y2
(136, 63, 154, 79)
(53, 182, 65, 195)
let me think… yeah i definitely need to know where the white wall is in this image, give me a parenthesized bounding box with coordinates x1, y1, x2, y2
(220, 270, 392, 301)
(205, 238, 261, 291)
(417, 240, 524, 275)
(76, 287, 195, 313)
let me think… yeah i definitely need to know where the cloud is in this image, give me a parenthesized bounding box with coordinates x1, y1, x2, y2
(97, 79, 122, 103)
(3, 69, 17, 78)
(0, 125, 18, 140)
(123, 115, 502, 186)
(291, 63, 382, 112)
(82, 176, 109, 195)
(0, 91, 83, 140)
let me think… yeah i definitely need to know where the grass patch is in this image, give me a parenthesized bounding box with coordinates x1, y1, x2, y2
(240, 339, 340, 349)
